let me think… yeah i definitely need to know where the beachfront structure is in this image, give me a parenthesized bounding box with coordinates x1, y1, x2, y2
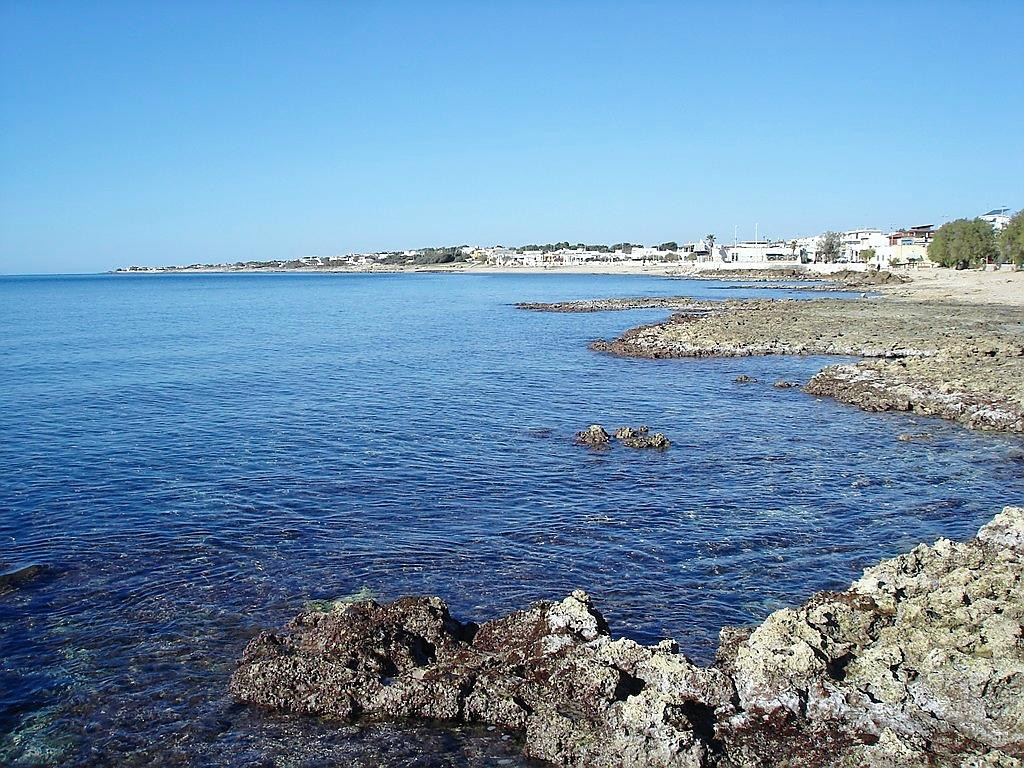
(879, 225, 935, 266)
(841, 229, 888, 263)
(716, 241, 803, 266)
(980, 208, 1012, 230)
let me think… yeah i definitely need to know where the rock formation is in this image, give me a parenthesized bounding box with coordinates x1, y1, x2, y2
(574, 424, 611, 446)
(232, 507, 1024, 767)
(575, 425, 671, 450)
(613, 426, 671, 450)
(582, 298, 1024, 434)
(806, 360, 1024, 433)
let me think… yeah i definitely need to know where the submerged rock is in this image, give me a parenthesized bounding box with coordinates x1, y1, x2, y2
(733, 375, 757, 383)
(897, 431, 933, 442)
(772, 379, 799, 389)
(233, 507, 1024, 767)
(0, 563, 45, 595)
(574, 424, 611, 446)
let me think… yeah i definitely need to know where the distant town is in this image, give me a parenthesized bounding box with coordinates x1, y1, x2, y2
(118, 207, 1020, 273)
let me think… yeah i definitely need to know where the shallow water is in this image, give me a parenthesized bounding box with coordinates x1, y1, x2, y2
(1, 272, 1021, 766)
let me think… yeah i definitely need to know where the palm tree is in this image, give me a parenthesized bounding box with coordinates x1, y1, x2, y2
(705, 234, 716, 261)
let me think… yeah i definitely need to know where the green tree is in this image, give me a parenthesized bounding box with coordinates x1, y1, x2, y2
(928, 218, 997, 269)
(997, 211, 1024, 267)
(658, 241, 678, 251)
(859, 248, 876, 263)
(818, 231, 843, 262)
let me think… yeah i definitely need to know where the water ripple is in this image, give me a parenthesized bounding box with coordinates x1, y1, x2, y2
(0, 273, 1021, 766)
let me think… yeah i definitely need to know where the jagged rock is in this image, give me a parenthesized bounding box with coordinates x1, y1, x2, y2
(897, 431, 933, 442)
(232, 590, 733, 768)
(722, 505, 1024, 767)
(773, 379, 799, 389)
(807, 362, 1024, 433)
(733, 375, 757, 383)
(613, 426, 671, 450)
(574, 424, 611, 446)
(233, 507, 1024, 767)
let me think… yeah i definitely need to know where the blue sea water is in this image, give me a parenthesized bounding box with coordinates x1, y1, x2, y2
(1, 272, 1022, 767)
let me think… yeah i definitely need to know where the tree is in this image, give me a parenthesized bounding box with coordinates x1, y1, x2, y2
(818, 231, 843, 262)
(997, 210, 1024, 267)
(657, 241, 678, 251)
(928, 218, 997, 269)
(705, 234, 716, 253)
(859, 248, 876, 263)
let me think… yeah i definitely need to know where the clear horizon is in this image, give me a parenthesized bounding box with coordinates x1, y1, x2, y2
(2, 0, 1022, 274)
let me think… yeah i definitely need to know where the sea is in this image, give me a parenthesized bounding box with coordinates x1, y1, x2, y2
(2, 272, 1022, 766)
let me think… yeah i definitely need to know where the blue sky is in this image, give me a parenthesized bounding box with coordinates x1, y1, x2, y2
(1, 1, 1022, 273)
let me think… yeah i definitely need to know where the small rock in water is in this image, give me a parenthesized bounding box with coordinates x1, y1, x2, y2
(734, 374, 758, 383)
(773, 379, 800, 389)
(897, 431, 933, 442)
(614, 425, 670, 450)
(303, 586, 378, 613)
(574, 424, 611, 446)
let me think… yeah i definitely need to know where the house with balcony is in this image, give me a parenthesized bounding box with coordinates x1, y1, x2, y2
(879, 225, 935, 266)
(841, 229, 888, 262)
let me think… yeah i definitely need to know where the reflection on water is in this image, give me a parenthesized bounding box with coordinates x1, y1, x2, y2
(1, 273, 1021, 766)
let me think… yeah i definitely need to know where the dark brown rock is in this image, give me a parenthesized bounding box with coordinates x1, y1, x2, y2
(232, 590, 731, 767)
(232, 507, 1024, 767)
(574, 424, 611, 446)
(613, 426, 671, 450)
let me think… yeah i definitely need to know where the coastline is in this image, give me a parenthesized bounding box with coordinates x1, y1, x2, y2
(233, 505, 1024, 768)
(522, 270, 1024, 434)
(225, 266, 1024, 767)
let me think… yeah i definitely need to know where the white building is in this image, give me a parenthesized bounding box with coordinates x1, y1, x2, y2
(716, 241, 803, 266)
(841, 229, 888, 263)
(980, 208, 1012, 230)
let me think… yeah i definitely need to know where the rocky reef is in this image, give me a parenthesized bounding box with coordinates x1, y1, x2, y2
(580, 298, 1024, 434)
(232, 506, 1024, 767)
(806, 356, 1024, 433)
(574, 424, 671, 449)
(613, 426, 671, 450)
(517, 297, 717, 313)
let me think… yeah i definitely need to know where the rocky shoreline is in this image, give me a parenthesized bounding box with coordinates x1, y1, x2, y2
(517, 297, 721, 313)
(231, 506, 1024, 767)
(564, 297, 1024, 434)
